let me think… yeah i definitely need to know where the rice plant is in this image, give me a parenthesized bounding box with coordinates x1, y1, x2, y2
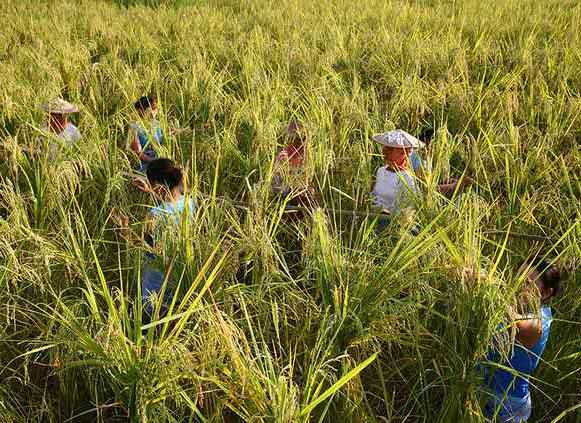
(0, 0, 579, 422)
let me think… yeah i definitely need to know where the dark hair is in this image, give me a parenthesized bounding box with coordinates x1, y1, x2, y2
(146, 158, 183, 189)
(283, 120, 306, 143)
(134, 94, 157, 113)
(525, 257, 563, 298)
(418, 128, 434, 146)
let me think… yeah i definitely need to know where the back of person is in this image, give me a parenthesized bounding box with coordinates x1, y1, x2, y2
(482, 256, 562, 422)
(43, 122, 82, 159)
(486, 306, 552, 402)
(148, 195, 195, 229)
(143, 195, 195, 281)
(129, 121, 163, 152)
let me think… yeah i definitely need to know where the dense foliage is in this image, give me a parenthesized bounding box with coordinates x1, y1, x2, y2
(0, 0, 579, 421)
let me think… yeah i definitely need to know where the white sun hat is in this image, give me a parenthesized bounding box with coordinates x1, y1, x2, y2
(372, 129, 424, 149)
(40, 98, 79, 114)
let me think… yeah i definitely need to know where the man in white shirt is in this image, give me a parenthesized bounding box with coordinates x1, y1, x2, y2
(371, 130, 422, 214)
(373, 164, 416, 212)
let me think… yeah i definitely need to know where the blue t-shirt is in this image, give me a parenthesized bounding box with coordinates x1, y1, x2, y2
(142, 196, 196, 301)
(410, 151, 422, 172)
(484, 306, 552, 401)
(130, 121, 164, 170)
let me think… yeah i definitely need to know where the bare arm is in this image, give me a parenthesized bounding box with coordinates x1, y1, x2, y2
(437, 176, 473, 195)
(515, 316, 542, 349)
(128, 128, 154, 163)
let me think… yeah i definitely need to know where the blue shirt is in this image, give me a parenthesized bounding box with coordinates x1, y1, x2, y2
(410, 151, 422, 172)
(142, 196, 196, 301)
(485, 306, 552, 401)
(130, 121, 164, 170)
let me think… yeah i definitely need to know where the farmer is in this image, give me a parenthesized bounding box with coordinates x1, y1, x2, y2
(113, 158, 195, 320)
(39, 98, 82, 158)
(272, 121, 318, 214)
(127, 94, 164, 172)
(483, 257, 563, 422)
(371, 129, 422, 214)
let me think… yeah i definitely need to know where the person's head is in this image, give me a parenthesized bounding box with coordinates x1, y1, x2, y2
(284, 121, 306, 148)
(41, 98, 78, 133)
(382, 145, 412, 166)
(372, 130, 420, 170)
(134, 94, 158, 119)
(418, 128, 434, 148)
(146, 158, 183, 200)
(518, 257, 563, 303)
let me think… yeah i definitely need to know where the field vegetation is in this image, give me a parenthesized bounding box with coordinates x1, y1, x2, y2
(0, 0, 580, 421)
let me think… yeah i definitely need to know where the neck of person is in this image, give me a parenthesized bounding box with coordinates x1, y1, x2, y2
(155, 187, 183, 205)
(49, 119, 67, 133)
(384, 161, 407, 173)
(169, 187, 183, 203)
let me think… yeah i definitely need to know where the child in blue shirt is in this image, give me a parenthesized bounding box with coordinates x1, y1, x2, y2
(113, 158, 195, 320)
(127, 94, 164, 172)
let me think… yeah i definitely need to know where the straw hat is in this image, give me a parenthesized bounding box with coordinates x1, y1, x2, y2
(372, 129, 424, 149)
(40, 98, 79, 114)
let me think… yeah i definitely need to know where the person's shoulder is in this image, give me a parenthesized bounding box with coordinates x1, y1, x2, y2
(410, 151, 421, 168)
(148, 204, 163, 218)
(129, 121, 142, 131)
(516, 316, 542, 348)
(186, 197, 196, 212)
(65, 123, 81, 141)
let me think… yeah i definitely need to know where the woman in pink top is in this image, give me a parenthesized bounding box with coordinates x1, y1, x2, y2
(272, 121, 317, 217)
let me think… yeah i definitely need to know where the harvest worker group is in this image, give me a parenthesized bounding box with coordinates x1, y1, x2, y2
(34, 96, 564, 422)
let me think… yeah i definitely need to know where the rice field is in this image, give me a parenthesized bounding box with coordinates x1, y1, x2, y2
(0, 0, 580, 421)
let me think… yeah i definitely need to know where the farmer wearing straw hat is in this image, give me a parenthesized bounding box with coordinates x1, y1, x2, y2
(39, 98, 81, 158)
(272, 121, 318, 215)
(371, 129, 421, 214)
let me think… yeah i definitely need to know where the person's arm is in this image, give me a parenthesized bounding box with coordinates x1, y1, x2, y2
(128, 128, 155, 163)
(515, 316, 542, 348)
(128, 127, 141, 156)
(437, 175, 473, 195)
(111, 208, 138, 244)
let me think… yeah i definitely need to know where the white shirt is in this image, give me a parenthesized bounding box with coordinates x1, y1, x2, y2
(42, 122, 81, 159)
(372, 166, 416, 212)
(43, 122, 81, 145)
(59, 122, 82, 145)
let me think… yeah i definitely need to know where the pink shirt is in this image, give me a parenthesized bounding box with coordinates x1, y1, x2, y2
(276, 144, 305, 168)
